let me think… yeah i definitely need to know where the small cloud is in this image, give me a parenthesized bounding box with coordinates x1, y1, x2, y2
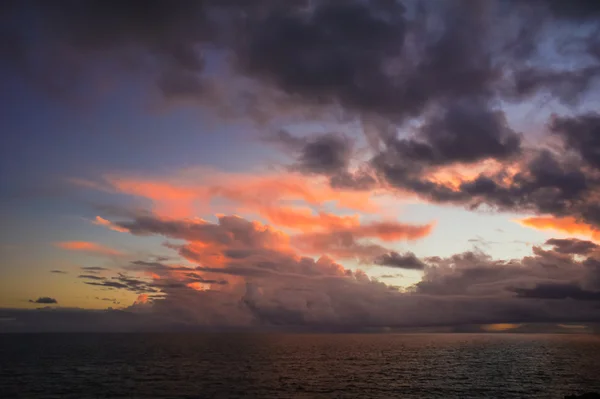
(55, 241, 123, 256)
(29, 297, 58, 304)
(78, 274, 106, 280)
(95, 297, 119, 303)
(50, 270, 68, 274)
(374, 252, 425, 270)
(81, 266, 110, 273)
(92, 216, 129, 233)
(379, 273, 404, 279)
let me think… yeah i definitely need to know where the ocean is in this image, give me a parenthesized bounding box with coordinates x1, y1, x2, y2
(1, 333, 599, 398)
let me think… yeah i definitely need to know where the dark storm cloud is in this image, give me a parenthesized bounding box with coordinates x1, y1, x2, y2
(234, 0, 600, 221)
(268, 131, 354, 175)
(545, 238, 599, 255)
(293, 134, 352, 175)
(379, 101, 521, 168)
(508, 66, 600, 105)
(374, 251, 425, 270)
(373, 142, 600, 228)
(5, 0, 597, 112)
(237, 0, 411, 117)
(419, 103, 521, 164)
(0, 0, 212, 99)
(551, 113, 600, 170)
(29, 297, 57, 304)
(541, 0, 600, 20)
(329, 169, 378, 191)
(267, 130, 379, 187)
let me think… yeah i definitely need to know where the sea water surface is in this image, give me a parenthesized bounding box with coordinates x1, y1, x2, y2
(1, 333, 599, 398)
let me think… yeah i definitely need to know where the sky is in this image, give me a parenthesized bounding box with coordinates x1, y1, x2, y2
(1, 0, 600, 332)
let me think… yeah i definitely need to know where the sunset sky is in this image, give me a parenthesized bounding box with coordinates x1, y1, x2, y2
(2, 0, 600, 332)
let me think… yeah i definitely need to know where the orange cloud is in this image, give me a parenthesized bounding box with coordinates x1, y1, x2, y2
(426, 159, 520, 191)
(259, 206, 360, 231)
(75, 170, 434, 264)
(102, 170, 377, 220)
(55, 241, 123, 256)
(134, 294, 149, 305)
(516, 216, 600, 241)
(93, 216, 129, 233)
(292, 221, 434, 260)
(108, 179, 202, 219)
(348, 221, 434, 242)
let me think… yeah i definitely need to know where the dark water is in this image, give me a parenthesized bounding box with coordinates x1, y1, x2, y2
(1, 333, 599, 398)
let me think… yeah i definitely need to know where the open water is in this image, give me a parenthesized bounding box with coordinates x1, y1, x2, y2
(1, 333, 599, 398)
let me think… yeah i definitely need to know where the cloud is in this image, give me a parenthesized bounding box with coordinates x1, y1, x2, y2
(4, 0, 598, 117)
(116, 213, 432, 265)
(277, 132, 354, 176)
(0, 0, 212, 101)
(545, 238, 599, 255)
(290, 220, 432, 262)
(81, 266, 110, 272)
(78, 274, 105, 281)
(509, 283, 600, 301)
(374, 252, 425, 270)
(237, 1, 409, 116)
(81, 273, 163, 294)
(381, 101, 522, 167)
(55, 241, 123, 256)
(97, 297, 119, 302)
(5, 218, 600, 331)
(32, 0, 591, 231)
(49, 270, 67, 274)
(92, 216, 129, 233)
(6, 1, 600, 332)
(517, 217, 600, 241)
(551, 113, 600, 170)
(29, 297, 57, 304)
(49, 209, 600, 331)
(93, 169, 379, 223)
(373, 139, 600, 230)
(120, 215, 290, 251)
(411, 244, 600, 303)
(541, 0, 600, 20)
(329, 168, 378, 191)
